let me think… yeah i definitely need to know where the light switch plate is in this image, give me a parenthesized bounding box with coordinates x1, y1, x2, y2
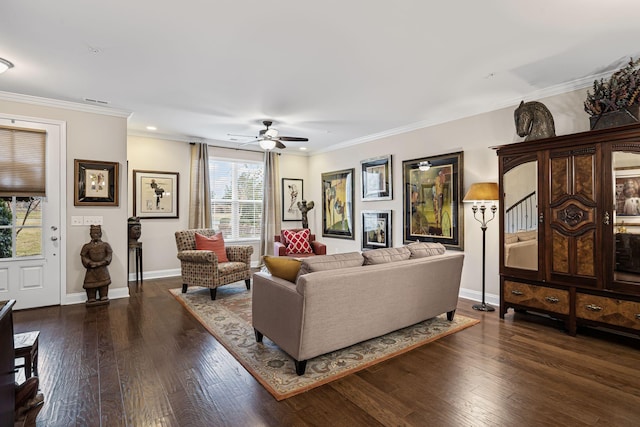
(83, 216, 103, 225)
(71, 216, 84, 226)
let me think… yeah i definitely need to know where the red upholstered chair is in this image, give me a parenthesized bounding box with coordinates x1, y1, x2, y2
(274, 228, 326, 258)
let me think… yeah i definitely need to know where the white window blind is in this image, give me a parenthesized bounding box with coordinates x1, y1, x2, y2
(209, 159, 264, 240)
(0, 126, 47, 197)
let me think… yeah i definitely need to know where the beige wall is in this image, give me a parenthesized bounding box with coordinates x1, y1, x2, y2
(305, 87, 592, 303)
(0, 85, 595, 305)
(0, 98, 129, 301)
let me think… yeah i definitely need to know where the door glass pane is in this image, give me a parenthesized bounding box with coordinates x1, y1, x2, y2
(613, 151, 640, 283)
(503, 161, 538, 270)
(0, 197, 13, 258)
(16, 228, 42, 257)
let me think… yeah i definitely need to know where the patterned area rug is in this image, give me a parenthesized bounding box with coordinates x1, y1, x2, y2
(169, 283, 479, 401)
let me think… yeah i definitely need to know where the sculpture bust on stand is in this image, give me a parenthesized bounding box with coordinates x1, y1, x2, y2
(128, 216, 141, 245)
(80, 225, 112, 306)
(297, 200, 314, 229)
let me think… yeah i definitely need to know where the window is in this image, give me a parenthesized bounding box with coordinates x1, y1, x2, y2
(209, 159, 264, 240)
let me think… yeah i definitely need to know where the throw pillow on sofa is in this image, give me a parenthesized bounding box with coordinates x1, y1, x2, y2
(407, 242, 446, 258)
(362, 247, 411, 265)
(263, 256, 302, 282)
(195, 232, 229, 262)
(283, 229, 313, 255)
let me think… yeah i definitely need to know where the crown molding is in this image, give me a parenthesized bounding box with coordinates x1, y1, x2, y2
(0, 90, 132, 118)
(315, 71, 612, 155)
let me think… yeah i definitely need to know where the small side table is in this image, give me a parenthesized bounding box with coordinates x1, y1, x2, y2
(14, 331, 39, 379)
(128, 242, 143, 285)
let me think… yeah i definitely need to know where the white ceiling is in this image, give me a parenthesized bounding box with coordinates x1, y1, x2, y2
(1, 1, 640, 154)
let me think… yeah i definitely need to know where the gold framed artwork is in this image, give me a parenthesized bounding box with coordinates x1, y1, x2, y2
(403, 151, 463, 250)
(74, 159, 119, 206)
(322, 168, 355, 239)
(133, 170, 179, 219)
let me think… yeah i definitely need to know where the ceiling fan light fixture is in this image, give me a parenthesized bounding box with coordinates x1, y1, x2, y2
(259, 139, 276, 150)
(264, 128, 278, 138)
(0, 58, 14, 74)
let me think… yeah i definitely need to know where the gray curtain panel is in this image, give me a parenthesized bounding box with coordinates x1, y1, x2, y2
(260, 151, 280, 262)
(188, 142, 212, 229)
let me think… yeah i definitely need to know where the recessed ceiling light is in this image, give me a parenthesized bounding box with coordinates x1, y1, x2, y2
(146, 126, 157, 131)
(0, 58, 14, 74)
(299, 147, 307, 151)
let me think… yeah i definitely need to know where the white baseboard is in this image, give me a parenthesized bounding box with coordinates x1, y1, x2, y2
(459, 287, 499, 307)
(64, 286, 131, 305)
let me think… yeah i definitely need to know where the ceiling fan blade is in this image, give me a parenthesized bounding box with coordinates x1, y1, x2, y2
(275, 140, 287, 149)
(279, 136, 308, 142)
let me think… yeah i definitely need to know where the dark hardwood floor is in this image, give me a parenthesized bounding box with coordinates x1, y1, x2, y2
(12, 277, 640, 427)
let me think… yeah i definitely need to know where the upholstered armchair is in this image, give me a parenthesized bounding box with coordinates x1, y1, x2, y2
(274, 228, 326, 258)
(175, 229, 253, 300)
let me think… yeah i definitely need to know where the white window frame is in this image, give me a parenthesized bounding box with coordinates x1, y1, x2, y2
(209, 158, 263, 241)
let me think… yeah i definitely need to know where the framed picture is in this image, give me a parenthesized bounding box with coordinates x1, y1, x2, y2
(133, 170, 179, 219)
(362, 210, 392, 250)
(74, 159, 119, 206)
(615, 168, 640, 224)
(403, 151, 464, 250)
(282, 178, 303, 221)
(322, 168, 355, 239)
(361, 155, 392, 201)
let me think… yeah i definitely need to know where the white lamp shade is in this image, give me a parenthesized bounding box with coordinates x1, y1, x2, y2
(259, 139, 276, 150)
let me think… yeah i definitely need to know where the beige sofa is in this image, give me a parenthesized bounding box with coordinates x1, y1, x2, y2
(252, 244, 465, 375)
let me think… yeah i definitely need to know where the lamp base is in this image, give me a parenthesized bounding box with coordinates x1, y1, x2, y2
(472, 302, 495, 312)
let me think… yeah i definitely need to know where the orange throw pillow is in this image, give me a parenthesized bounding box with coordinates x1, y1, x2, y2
(195, 232, 229, 263)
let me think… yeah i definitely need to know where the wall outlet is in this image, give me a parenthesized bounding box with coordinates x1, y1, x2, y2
(71, 216, 84, 226)
(83, 216, 103, 225)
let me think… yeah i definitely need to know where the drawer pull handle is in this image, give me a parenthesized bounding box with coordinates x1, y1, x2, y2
(545, 296, 559, 303)
(635, 314, 640, 320)
(586, 304, 603, 312)
(511, 290, 524, 296)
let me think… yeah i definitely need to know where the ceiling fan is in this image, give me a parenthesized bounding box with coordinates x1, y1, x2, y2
(233, 120, 309, 150)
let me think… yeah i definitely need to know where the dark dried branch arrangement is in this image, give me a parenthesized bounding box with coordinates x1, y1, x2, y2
(584, 57, 640, 116)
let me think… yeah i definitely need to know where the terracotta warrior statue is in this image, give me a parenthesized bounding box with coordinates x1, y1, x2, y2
(80, 225, 113, 304)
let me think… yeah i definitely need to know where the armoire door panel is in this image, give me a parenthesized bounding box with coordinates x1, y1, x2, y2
(550, 157, 569, 202)
(574, 154, 595, 201)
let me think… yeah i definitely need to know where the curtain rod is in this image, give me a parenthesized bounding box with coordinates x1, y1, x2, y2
(189, 142, 280, 155)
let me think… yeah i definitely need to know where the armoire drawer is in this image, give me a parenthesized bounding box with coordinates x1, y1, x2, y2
(576, 293, 640, 330)
(504, 281, 570, 315)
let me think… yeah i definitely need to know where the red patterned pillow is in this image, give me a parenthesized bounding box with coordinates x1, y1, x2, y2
(283, 229, 313, 255)
(195, 232, 229, 262)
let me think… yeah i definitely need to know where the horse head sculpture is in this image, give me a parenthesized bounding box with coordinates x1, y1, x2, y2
(514, 100, 556, 141)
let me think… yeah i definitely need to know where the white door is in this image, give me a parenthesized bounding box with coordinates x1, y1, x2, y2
(0, 117, 63, 310)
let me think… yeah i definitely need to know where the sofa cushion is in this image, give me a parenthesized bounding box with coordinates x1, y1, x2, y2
(263, 256, 302, 282)
(362, 247, 411, 265)
(298, 252, 364, 276)
(504, 233, 519, 244)
(517, 230, 537, 241)
(283, 229, 313, 255)
(407, 242, 446, 258)
(194, 232, 229, 262)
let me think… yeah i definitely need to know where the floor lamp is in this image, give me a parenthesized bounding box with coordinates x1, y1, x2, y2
(463, 182, 499, 312)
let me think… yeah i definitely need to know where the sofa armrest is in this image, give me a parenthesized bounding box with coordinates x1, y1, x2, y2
(252, 272, 305, 358)
(274, 241, 287, 256)
(226, 245, 253, 264)
(311, 241, 326, 255)
(177, 250, 216, 264)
